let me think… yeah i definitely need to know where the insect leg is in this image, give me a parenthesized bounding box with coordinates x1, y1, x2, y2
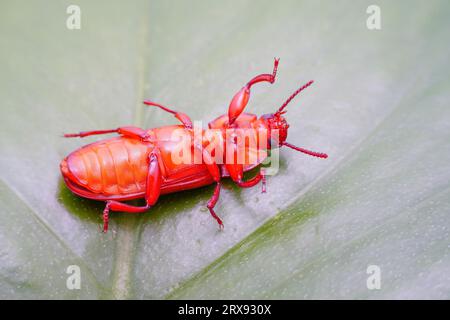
(235, 168, 264, 189)
(101, 150, 161, 232)
(224, 135, 266, 192)
(225, 160, 266, 192)
(261, 171, 267, 193)
(228, 58, 279, 126)
(194, 144, 224, 229)
(207, 182, 222, 228)
(64, 126, 153, 141)
(143, 100, 193, 128)
(64, 129, 118, 138)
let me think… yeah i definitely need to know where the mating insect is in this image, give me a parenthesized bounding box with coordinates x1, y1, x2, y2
(60, 59, 328, 232)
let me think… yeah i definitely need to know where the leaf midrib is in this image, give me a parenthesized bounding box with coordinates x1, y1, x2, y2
(109, 2, 151, 300)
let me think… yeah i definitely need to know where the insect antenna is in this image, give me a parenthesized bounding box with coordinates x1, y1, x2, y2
(283, 141, 328, 158)
(275, 80, 314, 116)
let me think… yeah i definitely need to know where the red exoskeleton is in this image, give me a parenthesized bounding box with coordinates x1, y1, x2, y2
(60, 59, 328, 232)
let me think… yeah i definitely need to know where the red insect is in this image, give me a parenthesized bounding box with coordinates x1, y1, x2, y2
(60, 59, 328, 232)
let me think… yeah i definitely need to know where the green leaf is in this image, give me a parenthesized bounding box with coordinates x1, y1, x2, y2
(1, 0, 449, 299)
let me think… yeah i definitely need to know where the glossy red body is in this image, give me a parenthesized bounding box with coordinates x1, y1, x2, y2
(61, 116, 266, 201)
(60, 59, 328, 232)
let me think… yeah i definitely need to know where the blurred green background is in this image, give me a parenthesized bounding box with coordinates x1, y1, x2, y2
(0, 0, 449, 299)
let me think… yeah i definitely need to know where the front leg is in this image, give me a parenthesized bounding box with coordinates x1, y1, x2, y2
(224, 133, 266, 192)
(226, 163, 266, 192)
(228, 58, 279, 126)
(102, 150, 161, 232)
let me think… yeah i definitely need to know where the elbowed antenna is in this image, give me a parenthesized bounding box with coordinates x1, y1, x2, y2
(282, 141, 328, 158)
(275, 80, 314, 116)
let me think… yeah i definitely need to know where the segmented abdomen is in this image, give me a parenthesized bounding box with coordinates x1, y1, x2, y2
(65, 137, 151, 195)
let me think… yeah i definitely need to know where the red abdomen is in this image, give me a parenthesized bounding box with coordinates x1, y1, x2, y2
(61, 137, 151, 196)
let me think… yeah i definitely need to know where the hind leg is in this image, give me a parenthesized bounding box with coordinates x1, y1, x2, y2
(102, 150, 161, 232)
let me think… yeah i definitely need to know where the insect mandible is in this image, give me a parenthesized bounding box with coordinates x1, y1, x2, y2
(60, 59, 328, 232)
